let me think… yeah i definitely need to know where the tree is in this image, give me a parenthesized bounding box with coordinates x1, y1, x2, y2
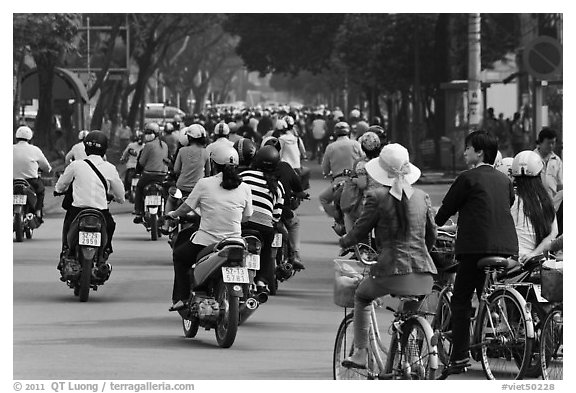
(13, 13, 82, 154)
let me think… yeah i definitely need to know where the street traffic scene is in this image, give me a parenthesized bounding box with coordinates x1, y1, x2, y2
(12, 13, 563, 386)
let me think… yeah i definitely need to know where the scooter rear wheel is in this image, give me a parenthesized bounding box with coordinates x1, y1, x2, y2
(78, 255, 92, 302)
(215, 282, 239, 348)
(14, 213, 24, 242)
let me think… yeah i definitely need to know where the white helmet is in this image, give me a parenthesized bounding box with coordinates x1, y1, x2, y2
(211, 144, 239, 166)
(349, 109, 361, 118)
(178, 132, 189, 147)
(495, 157, 514, 178)
(511, 150, 543, 177)
(78, 130, 90, 141)
(275, 119, 288, 131)
(15, 126, 33, 141)
(186, 124, 205, 139)
(213, 122, 230, 137)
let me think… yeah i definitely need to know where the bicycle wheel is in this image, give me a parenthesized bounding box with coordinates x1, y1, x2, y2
(431, 289, 453, 366)
(333, 312, 378, 379)
(540, 306, 563, 380)
(479, 289, 534, 380)
(397, 318, 437, 380)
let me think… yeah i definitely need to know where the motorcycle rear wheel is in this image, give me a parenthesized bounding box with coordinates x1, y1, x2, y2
(14, 213, 24, 242)
(150, 214, 158, 241)
(215, 282, 239, 348)
(78, 255, 92, 302)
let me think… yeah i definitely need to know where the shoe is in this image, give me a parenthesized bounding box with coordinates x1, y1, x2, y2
(291, 260, 305, 271)
(342, 348, 368, 369)
(133, 216, 143, 224)
(97, 263, 112, 281)
(440, 358, 470, 378)
(332, 223, 346, 236)
(169, 300, 187, 312)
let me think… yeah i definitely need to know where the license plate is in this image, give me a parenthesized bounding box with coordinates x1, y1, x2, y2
(145, 195, 162, 206)
(13, 195, 27, 205)
(131, 178, 139, 186)
(245, 254, 260, 270)
(272, 233, 283, 247)
(79, 231, 101, 246)
(221, 266, 249, 283)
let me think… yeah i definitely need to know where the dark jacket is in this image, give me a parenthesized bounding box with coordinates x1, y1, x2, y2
(276, 161, 303, 219)
(435, 165, 518, 257)
(340, 186, 437, 278)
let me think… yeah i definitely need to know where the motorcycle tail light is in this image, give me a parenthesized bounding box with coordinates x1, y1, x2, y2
(219, 246, 244, 265)
(79, 215, 102, 231)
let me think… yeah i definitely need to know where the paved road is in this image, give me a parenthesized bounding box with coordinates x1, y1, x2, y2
(12, 164, 517, 381)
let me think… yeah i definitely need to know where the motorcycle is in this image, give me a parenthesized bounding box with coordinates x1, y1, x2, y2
(128, 171, 139, 203)
(239, 229, 267, 325)
(56, 205, 112, 302)
(13, 179, 39, 242)
(138, 181, 165, 240)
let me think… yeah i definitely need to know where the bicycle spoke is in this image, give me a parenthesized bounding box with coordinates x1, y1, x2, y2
(541, 308, 563, 380)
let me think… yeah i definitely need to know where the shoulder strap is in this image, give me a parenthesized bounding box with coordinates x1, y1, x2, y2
(84, 159, 109, 195)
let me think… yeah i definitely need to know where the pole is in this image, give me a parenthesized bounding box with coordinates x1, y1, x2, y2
(468, 13, 482, 131)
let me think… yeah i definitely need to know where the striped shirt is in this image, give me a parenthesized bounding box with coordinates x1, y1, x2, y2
(240, 169, 284, 227)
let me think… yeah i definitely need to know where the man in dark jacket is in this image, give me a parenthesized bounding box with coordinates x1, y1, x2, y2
(434, 130, 518, 376)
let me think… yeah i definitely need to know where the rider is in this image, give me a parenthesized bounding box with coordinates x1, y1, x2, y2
(277, 116, 304, 175)
(120, 131, 145, 197)
(65, 130, 90, 165)
(165, 144, 253, 311)
(13, 125, 52, 222)
(163, 122, 179, 163)
(233, 137, 257, 172)
(319, 121, 364, 235)
(55, 131, 125, 271)
(206, 122, 234, 173)
(339, 143, 438, 369)
(132, 122, 169, 223)
(240, 146, 286, 292)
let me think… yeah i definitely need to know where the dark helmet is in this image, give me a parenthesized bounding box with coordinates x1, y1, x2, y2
(83, 130, 108, 156)
(262, 136, 281, 152)
(252, 145, 280, 172)
(233, 137, 257, 166)
(368, 125, 388, 145)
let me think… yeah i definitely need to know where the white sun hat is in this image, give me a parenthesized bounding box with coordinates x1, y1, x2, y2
(365, 143, 421, 200)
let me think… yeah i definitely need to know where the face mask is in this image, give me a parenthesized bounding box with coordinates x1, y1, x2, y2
(144, 133, 156, 142)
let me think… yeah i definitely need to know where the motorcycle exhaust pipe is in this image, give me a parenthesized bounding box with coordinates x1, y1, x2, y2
(256, 291, 269, 304)
(245, 297, 259, 310)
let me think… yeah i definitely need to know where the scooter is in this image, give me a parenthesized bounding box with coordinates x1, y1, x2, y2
(138, 181, 165, 240)
(13, 179, 39, 242)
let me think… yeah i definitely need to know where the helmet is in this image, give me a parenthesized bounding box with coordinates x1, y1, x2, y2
(178, 131, 189, 146)
(368, 125, 387, 144)
(349, 109, 361, 118)
(164, 123, 174, 133)
(334, 121, 351, 136)
(252, 145, 280, 172)
(15, 126, 33, 141)
(511, 150, 543, 177)
(213, 122, 230, 137)
(77, 130, 90, 141)
(359, 131, 380, 152)
(187, 124, 206, 139)
(233, 137, 257, 166)
(282, 115, 295, 128)
(227, 122, 238, 133)
(495, 157, 514, 178)
(262, 136, 281, 151)
(144, 122, 160, 135)
(275, 119, 288, 131)
(83, 131, 108, 156)
(211, 144, 239, 166)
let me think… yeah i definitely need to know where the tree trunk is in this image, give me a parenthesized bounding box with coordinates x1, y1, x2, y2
(34, 56, 56, 155)
(191, 82, 209, 114)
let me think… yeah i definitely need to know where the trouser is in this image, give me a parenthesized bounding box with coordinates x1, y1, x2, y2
(311, 138, 325, 158)
(283, 214, 300, 259)
(242, 221, 275, 286)
(123, 167, 136, 193)
(353, 273, 434, 348)
(134, 173, 166, 213)
(172, 241, 206, 302)
(25, 177, 45, 213)
(449, 255, 489, 362)
(61, 206, 116, 254)
(319, 178, 345, 221)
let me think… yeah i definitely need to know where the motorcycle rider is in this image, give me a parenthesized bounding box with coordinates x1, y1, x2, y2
(120, 131, 145, 197)
(319, 121, 364, 235)
(65, 130, 90, 165)
(165, 144, 253, 311)
(55, 131, 125, 272)
(206, 122, 234, 174)
(240, 146, 285, 292)
(233, 137, 257, 172)
(13, 125, 52, 223)
(132, 122, 169, 223)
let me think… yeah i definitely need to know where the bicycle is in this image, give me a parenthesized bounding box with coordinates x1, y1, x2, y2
(332, 244, 439, 380)
(540, 304, 563, 380)
(432, 256, 536, 380)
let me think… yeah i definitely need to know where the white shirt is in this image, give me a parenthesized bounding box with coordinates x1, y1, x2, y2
(535, 148, 563, 200)
(55, 155, 125, 209)
(184, 173, 253, 246)
(511, 195, 558, 257)
(279, 132, 301, 169)
(13, 141, 52, 179)
(65, 142, 87, 165)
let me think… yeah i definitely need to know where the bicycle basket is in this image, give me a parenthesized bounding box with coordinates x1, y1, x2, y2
(333, 259, 364, 308)
(430, 232, 457, 271)
(541, 259, 563, 302)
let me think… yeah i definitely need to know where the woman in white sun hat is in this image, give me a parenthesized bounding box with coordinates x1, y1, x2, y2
(339, 143, 438, 370)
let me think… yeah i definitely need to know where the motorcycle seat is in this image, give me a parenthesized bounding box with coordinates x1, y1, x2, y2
(196, 243, 218, 262)
(215, 237, 246, 251)
(477, 256, 512, 270)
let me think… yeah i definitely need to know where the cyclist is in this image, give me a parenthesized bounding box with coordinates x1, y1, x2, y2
(13, 125, 52, 222)
(319, 121, 364, 234)
(434, 130, 518, 375)
(132, 122, 169, 223)
(339, 143, 437, 369)
(65, 130, 90, 165)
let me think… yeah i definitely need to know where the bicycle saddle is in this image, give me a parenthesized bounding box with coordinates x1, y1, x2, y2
(477, 256, 511, 269)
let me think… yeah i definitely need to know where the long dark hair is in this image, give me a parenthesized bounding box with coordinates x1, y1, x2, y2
(214, 163, 242, 190)
(261, 170, 280, 198)
(514, 176, 555, 245)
